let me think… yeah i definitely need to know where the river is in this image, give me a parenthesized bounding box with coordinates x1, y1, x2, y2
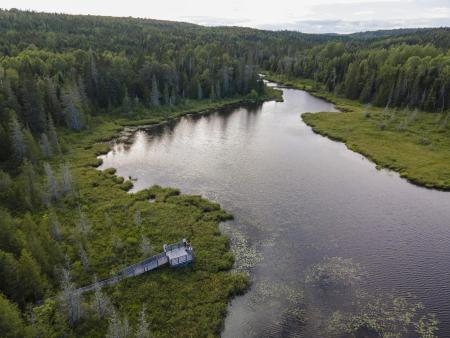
(99, 84, 450, 337)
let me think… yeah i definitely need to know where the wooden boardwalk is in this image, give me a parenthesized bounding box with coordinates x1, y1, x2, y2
(77, 240, 193, 294)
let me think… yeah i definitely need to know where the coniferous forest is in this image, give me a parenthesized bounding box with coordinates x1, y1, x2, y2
(0, 8, 449, 337)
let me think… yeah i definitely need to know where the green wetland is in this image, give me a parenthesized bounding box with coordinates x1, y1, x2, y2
(100, 83, 450, 337)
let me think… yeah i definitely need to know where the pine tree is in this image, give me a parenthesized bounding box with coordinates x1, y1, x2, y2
(23, 128, 41, 163)
(150, 76, 160, 107)
(49, 209, 62, 241)
(40, 133, 52, 158)
(44, 162, 59, 202)
(78, 242, 90, 272)
(62, 87, 84, 131)
(21, 160, 42, 207)
(9, 114, 26, 161)
(60, 269, 82, 327)
(197, 82, 203, 100)
(45, 78, 63, 122)
(209, 84, 216, 101)
(18, 249, 46, 304)
(135, 305, 151, 338)
(60, 162, 73, 195)
(0, 293, 29, 338)
(122, 89, 132, 115)
(222, 67, 230, 95)
(170, 86, 177, 106)
(93, 276, 110, 318)
(47, 114, 61, 155)
(106, 307, 122, 338)
(163, 83, 170, 106)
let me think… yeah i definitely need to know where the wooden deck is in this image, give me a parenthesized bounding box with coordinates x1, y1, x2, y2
(78, 239, 193, 293)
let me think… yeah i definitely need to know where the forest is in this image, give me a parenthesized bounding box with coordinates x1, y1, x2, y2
(266, 28, 450, 112)
(0, 8, 448, 337)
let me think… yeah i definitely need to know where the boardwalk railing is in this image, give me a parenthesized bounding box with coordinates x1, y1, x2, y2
(77, 239, 193, 294)
(78, 251, 169, 294)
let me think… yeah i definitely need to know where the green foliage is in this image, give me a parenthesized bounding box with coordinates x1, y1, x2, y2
(268, 74, 450, 190)
(0, 7, 447, 337)
(0, 293, 32, 338)
(267, 33, 450, 112)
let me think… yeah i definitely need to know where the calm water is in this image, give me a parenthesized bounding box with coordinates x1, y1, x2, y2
(99, 85, 450, 337)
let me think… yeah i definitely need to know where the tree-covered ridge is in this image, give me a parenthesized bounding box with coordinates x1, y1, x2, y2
(268, 29, 450, 112)
(0, 8, 448, 337)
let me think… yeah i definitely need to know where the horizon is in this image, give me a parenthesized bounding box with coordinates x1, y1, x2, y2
(2, 0, 450, 34)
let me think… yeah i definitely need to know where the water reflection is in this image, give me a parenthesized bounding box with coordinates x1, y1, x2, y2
(100, 85, 450, 337)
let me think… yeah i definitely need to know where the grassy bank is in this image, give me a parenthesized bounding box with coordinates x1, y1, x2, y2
(265, 73, 450, 190)
(31, 91, 281, 337)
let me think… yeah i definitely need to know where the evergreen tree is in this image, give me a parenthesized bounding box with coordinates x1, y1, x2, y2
(106, 307, 122, 338)
(78, 242, 89, 272)
(47, 114, 61, 155)
(40, 133, 52, 158)
(150, 76, 160, 107)
(21, 160, 42, 207)
(60, 162, 73, 195)
(48, 209, 62, 241)
(197, 82, 203, 100)
(59, 269, 82, 327)
(9, 114, 25, 162)
(135, 305, 151, 338)
(44, 162, 59, 202)
(18, 249, 46, 304)
(0, 292, 30, 338)
(22, 128, 41, 163)
(92, 276, 110, 319)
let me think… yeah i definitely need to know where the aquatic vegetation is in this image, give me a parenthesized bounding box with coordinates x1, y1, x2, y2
(324, 291, 439, 338)
(304, 257, 366, 289)
(220, 223, 263, 272)
(302, 257, 438, 338)
(249, 280, 303, 306)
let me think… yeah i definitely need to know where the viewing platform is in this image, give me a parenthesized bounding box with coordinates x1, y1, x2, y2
(78, 239, 194, 293)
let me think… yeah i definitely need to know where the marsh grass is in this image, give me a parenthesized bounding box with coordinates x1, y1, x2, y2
(30, 93, 284, 337)
(265, 73, 450, 190)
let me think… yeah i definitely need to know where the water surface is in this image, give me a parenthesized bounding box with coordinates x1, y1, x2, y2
(100, 85, 450, 337)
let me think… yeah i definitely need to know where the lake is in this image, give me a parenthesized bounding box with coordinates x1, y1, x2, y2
(99, 84, 450, 337)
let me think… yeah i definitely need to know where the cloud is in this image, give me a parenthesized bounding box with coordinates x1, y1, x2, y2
(2, 0, 450, 34)
(259, 17, 450, 34)
(178, 16, 249, 27)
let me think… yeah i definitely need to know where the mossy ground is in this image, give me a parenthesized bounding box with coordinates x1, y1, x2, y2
(34, 92, 281, 337)
(265, 73, 450, 190)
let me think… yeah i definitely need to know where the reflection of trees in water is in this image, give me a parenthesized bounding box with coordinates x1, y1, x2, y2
(117, 101, 265, 153)
(303, 257, 438, 338)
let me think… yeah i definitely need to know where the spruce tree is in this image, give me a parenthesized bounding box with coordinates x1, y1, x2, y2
(135, 305, 151, 338)
(9, 114, 25, 162)
(44, 162, 59, 202)
(150, 76, 160, 107)
(40, 133, 52, 158)
(60, 269, 82, 327)
(47, 114, 61, 155)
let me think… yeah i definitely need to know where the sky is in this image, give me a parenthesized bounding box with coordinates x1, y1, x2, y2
(2, 0, 450, 34)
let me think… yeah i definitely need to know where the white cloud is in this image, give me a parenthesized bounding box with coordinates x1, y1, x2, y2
(1, 0, 449, 33)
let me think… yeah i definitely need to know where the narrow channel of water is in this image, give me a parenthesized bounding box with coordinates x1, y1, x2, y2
(99, 84, 450, 337)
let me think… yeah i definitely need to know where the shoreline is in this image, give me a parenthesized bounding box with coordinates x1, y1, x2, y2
(35, 91, 282, 337)
(264, 73, 450, 192)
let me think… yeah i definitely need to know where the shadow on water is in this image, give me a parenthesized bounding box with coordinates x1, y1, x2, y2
(99, 84, 449, 337)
